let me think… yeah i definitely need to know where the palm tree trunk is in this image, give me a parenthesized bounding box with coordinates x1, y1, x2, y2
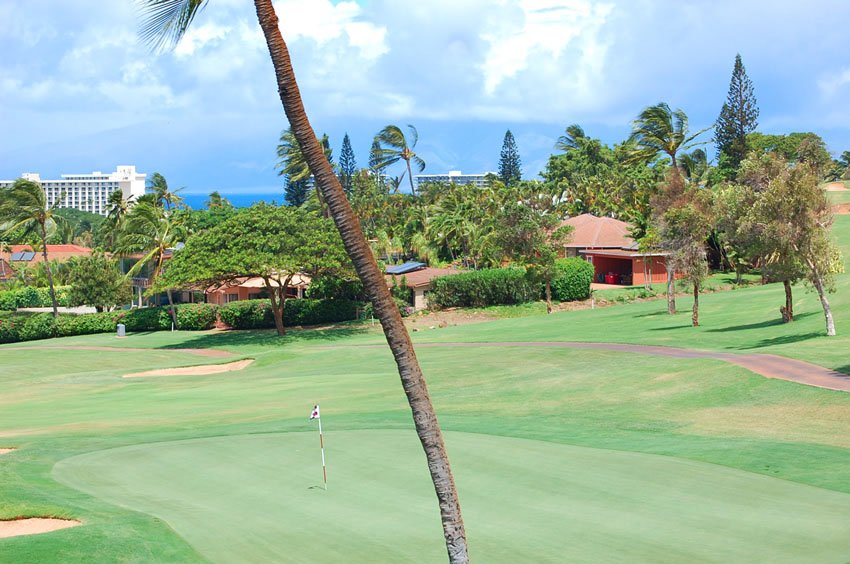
(406, 159, 417, 196)
(166, 288, 178, 329)
(666, 262, 676, 314)
(252, 3, 468, 562)
(545, 277, 553, 314)
(40, 225, 59, 318)
(783, 280, 794, 322)
(691, 282, 699, 327)
(808, 266, 835, 336)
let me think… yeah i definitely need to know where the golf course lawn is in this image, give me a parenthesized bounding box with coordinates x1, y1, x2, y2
(2, 216, 850, 562)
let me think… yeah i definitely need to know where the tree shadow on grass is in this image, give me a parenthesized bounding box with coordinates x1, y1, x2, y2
(705, 312, 816, 333)
(647, 325, 694, 331)
(738, 331, 824, 349)
(159, 324, 373, 351)
(831, 365, 850, 377)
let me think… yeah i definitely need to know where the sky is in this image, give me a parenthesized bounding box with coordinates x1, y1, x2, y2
(1, 0, 849, 204)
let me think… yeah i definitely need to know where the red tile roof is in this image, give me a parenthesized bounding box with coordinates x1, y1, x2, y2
(560, 214, 634, 249)
(386, 267, 466, 289)
(0, 258, 13, 280)
(8, 244, 93, 255)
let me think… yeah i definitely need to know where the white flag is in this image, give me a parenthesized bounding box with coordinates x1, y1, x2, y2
(310, 405, 320, 420)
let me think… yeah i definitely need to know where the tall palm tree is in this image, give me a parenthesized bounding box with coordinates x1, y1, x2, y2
(555, 123, 587, 152)
(114, 201, 184, 329)
(138, 2, 468, 561)
(103, 189, 134, 248)
(0, 178, 65, 317)
(628, 103, 709, 170)
(373, 125, 426, 195)
(147, 172, 185, 210)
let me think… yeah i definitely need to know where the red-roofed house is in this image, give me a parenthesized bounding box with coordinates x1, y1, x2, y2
(386, 265, 466, 310)
(205, 274, 312, 305)
(560, 214, 674, 286)
(0, 258, 14, 281)
(1, 244, 93, 265)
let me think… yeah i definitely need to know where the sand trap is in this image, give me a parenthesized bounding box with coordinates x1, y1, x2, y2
(123, 359, 254, 378)
(0, 518, 81, 539)
(0, 448, 15, 455)
(833, 203, 850, 215)
(825, 182, 848, 191)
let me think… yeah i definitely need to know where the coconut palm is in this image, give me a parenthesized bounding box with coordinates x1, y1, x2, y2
(114, 201, 184, 329)
(555, 123, 587, 153)
(0, 178, 65, 317)
(373, 125, 426, 195)
(138, 2, 468, 561)
(102, 189, 135, 248)
(628, 103, 709, 170)
(148, 172, 185, 210)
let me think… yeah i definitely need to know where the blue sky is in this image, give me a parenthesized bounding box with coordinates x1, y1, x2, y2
(1, 0, 849, 202)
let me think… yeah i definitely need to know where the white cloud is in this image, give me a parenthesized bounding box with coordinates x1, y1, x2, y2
(174, 23, 231, 57)
(819, 69, 850, 99)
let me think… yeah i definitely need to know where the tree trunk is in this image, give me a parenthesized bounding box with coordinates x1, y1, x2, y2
(253, 3, 468, 562)
(783, 280, 794, 322)
(406, 158, 416, 196)
(267, 285, 286, 336)
(666, 263, 676, 314)
(40, 226, 59, 318)
(691, 282, 699, 327)
(165, 288, 178, 329)
(545, 277, 553, 314)
(809, 269, 836, 336)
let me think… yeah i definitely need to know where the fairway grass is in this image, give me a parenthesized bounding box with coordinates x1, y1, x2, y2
(3, 217, 850, 561)
(54, 430, 850, 563)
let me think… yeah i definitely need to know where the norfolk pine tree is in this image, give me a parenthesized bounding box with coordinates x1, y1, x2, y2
(338, 133, 357, 195)
(715, 54, 759, 175)
(498, 130, 522, 186)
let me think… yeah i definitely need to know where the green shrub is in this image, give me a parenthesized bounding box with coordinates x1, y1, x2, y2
(0, 285, 71, 309)
(360, 296, 412, 320)
(56, 312, 117, 337)
(550, 258, 594, 302)
(0, 315, 21, 343)
(14, 286, 40, 308)
(175, 303, 218, 330)
(18, 313, 58, 341)
(219, 298, 361, 329)
(428, 268, 539, 309)
(305, 276, 365, 301)
(113, 307, 170, 331)
(0, 292, 16, 311)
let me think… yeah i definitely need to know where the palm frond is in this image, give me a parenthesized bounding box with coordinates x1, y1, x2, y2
(137, 0, 208, 52)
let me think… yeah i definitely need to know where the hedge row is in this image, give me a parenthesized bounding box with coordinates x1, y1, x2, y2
(428, 268, 539, 309)
(0, 298, 361, 343)
(218, 299, 361, 330)
(550, 258, 594, 302)
(0, 286, 71, 310)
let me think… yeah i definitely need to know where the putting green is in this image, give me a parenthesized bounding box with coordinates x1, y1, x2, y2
(54, 430, 850, 563)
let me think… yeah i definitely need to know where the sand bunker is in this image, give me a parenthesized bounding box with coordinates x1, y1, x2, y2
(825, 182, 848, 191)
(0, 448, 15, 455)
(123, 359, 254, 378)
(0, 518, 81, 539)
(833, 203, 850, 215)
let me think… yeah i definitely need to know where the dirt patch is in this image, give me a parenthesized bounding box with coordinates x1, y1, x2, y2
(123, 359, 254, 378)
(0, 345, 232, 358)
(0, 448, 15, 455)
(825, 182, 848, 191)
(0, 518, 81, 539)
(833, 203, 850, 215)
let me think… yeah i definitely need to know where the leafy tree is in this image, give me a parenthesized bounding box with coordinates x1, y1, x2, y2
(338, 133, 357, 195)
(628, 103, 709, 170)
(368, 138, 385, 178)
(650, 170, 689, 314)
(740, 153, 841, 335)
(498, 129, 522, 186)
(276, 128, 332, 210)
(67, 252, 131, 312)
(138, 2, 468, 557)
(0, 178, 66, 317)
(156, 205, 347, 335)
(372, 124, 426, 195)
(715, 54, 759, 174)
(747, 132, 832, 172)
(114, 202, 186, 329)
(101, 189, 135, 249)
(205, 191, 233, 209)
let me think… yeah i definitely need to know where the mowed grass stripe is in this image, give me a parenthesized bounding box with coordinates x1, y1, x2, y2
(54, 430, 850, 563)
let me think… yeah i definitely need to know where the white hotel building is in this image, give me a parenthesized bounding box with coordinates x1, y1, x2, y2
(0, 166, 147, 216)
(414, 170, 495, 191)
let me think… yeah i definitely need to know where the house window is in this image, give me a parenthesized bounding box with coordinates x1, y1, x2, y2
(225, 293, 239, 303)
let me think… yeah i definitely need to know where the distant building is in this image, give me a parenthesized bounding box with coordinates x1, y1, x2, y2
(0, 166, 146, 216)
(414, 171, 495, 191)
(0, 244, 93, 265)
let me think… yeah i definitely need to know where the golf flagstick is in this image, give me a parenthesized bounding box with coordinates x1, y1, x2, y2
(309, 405, 327, 490)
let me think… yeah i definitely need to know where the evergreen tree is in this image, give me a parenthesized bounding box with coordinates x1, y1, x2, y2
(338, 133, 357, 195)
(285, 177, 310, 206)
(715, 54, 759, 174)
(498, 130, 522, 185)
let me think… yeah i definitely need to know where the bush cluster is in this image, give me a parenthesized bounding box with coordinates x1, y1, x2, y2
(0, 286, 71, 310)
(218, 298, 361, 329)
(550, 258, 594, 302)
(428, 268, 539, 309)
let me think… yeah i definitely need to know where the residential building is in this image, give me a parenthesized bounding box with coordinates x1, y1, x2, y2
(385, 262, 466, 311)
(0, 166, 146, 216)
(414, 171, 495, 190)
(205, 275, 312, 306)
(1, 244, 93, 265)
